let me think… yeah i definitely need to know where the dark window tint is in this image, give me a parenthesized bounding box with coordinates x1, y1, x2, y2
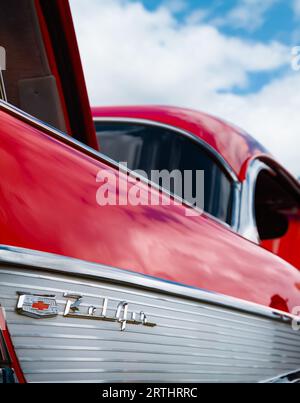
(254, 169, 299, 240)
(95, 122, 233, 224)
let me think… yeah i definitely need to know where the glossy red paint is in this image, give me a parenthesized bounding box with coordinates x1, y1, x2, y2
(0, 107, 300, 314)
(36, 0, 98, 149)
(92, 105, 269, 179)
(34, 0, 72, 136)
(54, 0, 98, 149)
(262, 211, 300, 270)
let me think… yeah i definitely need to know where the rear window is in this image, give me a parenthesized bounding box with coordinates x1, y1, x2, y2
(95, 122, 233, 224)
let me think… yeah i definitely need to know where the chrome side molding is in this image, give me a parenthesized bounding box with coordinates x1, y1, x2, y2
(0, 244, 299, 326)
(262, 368, 300, 383)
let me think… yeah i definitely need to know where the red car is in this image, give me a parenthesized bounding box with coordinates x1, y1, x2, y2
(0, 0, 300, 383)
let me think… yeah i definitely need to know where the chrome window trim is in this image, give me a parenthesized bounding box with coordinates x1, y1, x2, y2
(238, 157, 300, 243)
(93, 117, 239, 183)
(0, 71, 7, 102)
(237, 159, 273, 243)
(93, 117, 241, 230)
(0, 244, 298, 326)
(0, 100, 239, 231)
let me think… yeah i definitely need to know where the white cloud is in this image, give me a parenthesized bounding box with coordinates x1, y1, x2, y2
(70, 0, 299, 177)
(161, 0, 187, 14)
(213, 0, 279, 32)
(206, 74, 300, 177)
(293, 0, 300, 17)
(185, 8, 208, 25)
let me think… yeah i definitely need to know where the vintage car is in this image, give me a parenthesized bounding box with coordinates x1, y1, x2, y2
(0, 0, 300, 384)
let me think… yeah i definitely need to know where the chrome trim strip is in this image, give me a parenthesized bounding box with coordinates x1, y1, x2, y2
(2, 272, 289, 331)
(4, 270, 299, 339)
(3, 269, 298, 338)
(4, 298, 300, 347)
(21, 368, 272, 375)
(94, 116, 241, 229)
(0, 245, 298, 325)
(238, 157, 300, 242)
(8, 306, 300, 340)
(93, 117, 239, 183)
(8, 331, 299, 353)
(32, 379, 203, 383)
(261, 368, 300, 383)
(12, 344, 300, 362)
(0, 71, 7, 102)
(8, 320, 299, 352)
(238, 160, 272, 242)
(19, 357, 286, 369)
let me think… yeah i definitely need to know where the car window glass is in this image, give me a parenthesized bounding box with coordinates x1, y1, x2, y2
(95, 122, 233, 224)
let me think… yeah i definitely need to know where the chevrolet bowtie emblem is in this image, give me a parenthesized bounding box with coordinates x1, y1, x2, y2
(63, 293, 157, 331)
(16, 293, 59, 319)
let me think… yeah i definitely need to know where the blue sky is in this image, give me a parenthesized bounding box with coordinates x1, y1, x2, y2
(138, 0, 298, 94)
(140, 0, 296, 43)
(71, 0, 300, 176)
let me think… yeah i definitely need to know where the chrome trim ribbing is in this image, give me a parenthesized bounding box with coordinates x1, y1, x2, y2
(0, 244, 298, 324)
(0, 245, 300, 382)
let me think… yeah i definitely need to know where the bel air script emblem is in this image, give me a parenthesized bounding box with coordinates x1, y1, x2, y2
(63, 293, 157, 331)
(16, 293, 59, 319)
(16, 292, 156, 331)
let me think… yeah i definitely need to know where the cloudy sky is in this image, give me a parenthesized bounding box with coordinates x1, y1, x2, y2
(70, 0, 300, 177)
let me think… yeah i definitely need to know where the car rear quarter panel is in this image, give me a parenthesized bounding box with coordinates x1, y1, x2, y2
(0, 109, 299, 313)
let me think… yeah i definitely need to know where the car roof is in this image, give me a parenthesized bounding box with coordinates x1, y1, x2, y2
(91, 105, 269, 179)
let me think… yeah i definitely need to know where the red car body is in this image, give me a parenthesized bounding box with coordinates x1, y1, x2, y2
(0, 103, 299, 313)
(0, 0, 300, 383)
(92, 105, 266, 180)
